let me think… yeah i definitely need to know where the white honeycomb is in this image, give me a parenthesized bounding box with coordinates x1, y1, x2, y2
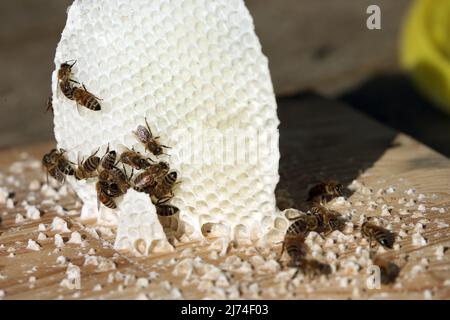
(51, 0, 286, 253)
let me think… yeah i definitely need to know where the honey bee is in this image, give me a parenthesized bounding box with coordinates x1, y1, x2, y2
(155, 198, 180, 217)
(307, 180, 344, 204)
(42, 149, 74, 183)
(152, 171, 178, 200)
(309, 206, 347, 235)
(72, 84, 101, 111)
(119, 148, 152, 170)
(286, 213, 323, 236)
(108, 166, 131, 195)
(291, 258, 332, 279)
(134, 118, 170, 156)
(57, 61, 78, 99)
(280, 232, 308, 263)
(361, 221, 395, 250)
(95, 179, 117, 209)
(101, 146, 117, 170)
(133, 161, 170, 193)
(373, 256, 400, 284)
(74, 149, 100, 180)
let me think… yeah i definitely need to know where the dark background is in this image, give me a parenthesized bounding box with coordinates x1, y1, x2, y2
(0, 0, 449, 155)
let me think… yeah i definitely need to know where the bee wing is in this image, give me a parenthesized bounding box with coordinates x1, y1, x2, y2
(134, 125, 151, 143)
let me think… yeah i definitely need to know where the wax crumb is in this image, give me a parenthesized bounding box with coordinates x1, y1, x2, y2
(15, 214, 25, 224)
(406, 188, 416, 196)
(29, 180, 41, 191)
(54, 234, 65, 248)
(38, 223, 46, 231)
(386, 186, 396, 194)
(412, 232, 427, 246)
(56, 256, 67, 265)
(37, 232, 47, 241)
(51, 217, 70, 233)
(418, 204, 426, 212)
(67, 231, 83, 245)
(27, 239, 41, 251)
(60, 263, 81, 290)
(0, 290, 5, 299)
(435, 246, 446, 260)
(424, 290, 433, 300)
(136, 277, 149, 288)
(93, 284, 102, 291)
(6, 198, 14, 209)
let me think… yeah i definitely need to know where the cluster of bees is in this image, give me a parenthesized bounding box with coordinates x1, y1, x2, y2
(281, 181, 400, 283)
(43, 61, 180, 217)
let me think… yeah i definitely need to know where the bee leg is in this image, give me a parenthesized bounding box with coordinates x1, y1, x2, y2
(160, 144, 171, 149)
(144, 117, 152, 137)
(291, 268, 300, 280)
(69, 78, 80, 85)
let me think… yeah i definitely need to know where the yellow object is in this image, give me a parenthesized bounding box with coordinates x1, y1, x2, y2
(401, 0, 450, 114)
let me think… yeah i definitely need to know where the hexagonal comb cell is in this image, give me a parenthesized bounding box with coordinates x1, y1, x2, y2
(51, 0, 284, 253)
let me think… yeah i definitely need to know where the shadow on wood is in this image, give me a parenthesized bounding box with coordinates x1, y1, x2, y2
(276, 93, 398, 211)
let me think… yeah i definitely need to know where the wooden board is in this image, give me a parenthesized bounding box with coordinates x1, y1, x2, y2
(0, 95, 449, 300)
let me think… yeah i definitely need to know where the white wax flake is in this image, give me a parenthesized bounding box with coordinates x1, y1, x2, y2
(60, 263, 81, 290)
(136, 277, 149, 288)
(26, 239, 41, 251)
(332, 197, 348, 206)
(406, 188, 416, 196)
(361, 186, 373, 196)
(414, 223, 424, 233)
(54, 234, 65, 248)
(367, 201, 377, 211)
(25, 205, 41, 220)
(54, 205, 66, 216)
(29, 276, 36, 283)
(0, 290, 5, 299)
(88, 248, 96, 255)
(51, 217, 70, 233)
(29, 180, 41, 191)
(435, 246, 446, 260)
(417, 194, 426, 201)
(0, 187, 8, 204)
(93, 284, 102, 291)
(40, 184, 58, 198)
(424, 290, 433, 300)
(412, 232, 427, 246)
(405, 199, 416, 207)
(6, 198, 14, 209)
(56, 256, 67, 265)
(84, 255, 116, 272)
(418, 204, 426, 212)
(38, 223, 46, 231)
(15, 214, 25, 224)
(436, 221, 449, 228)
(37, 232, 47, 241)
(67, 231, 83, 245)
(348, 180, 362, 192)
(386, 186, 396, 194)
(381, 204, 393, 216)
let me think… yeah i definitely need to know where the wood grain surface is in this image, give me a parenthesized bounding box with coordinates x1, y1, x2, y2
(0, 96, 449, 299)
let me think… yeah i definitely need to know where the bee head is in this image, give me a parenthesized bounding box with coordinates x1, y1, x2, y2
(159, 161, 169, 171)
(168, 171, 177, 181)
(138, 158, 150, 168)
(334, 183, 344, 196)
(154, 146, 163, 155)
